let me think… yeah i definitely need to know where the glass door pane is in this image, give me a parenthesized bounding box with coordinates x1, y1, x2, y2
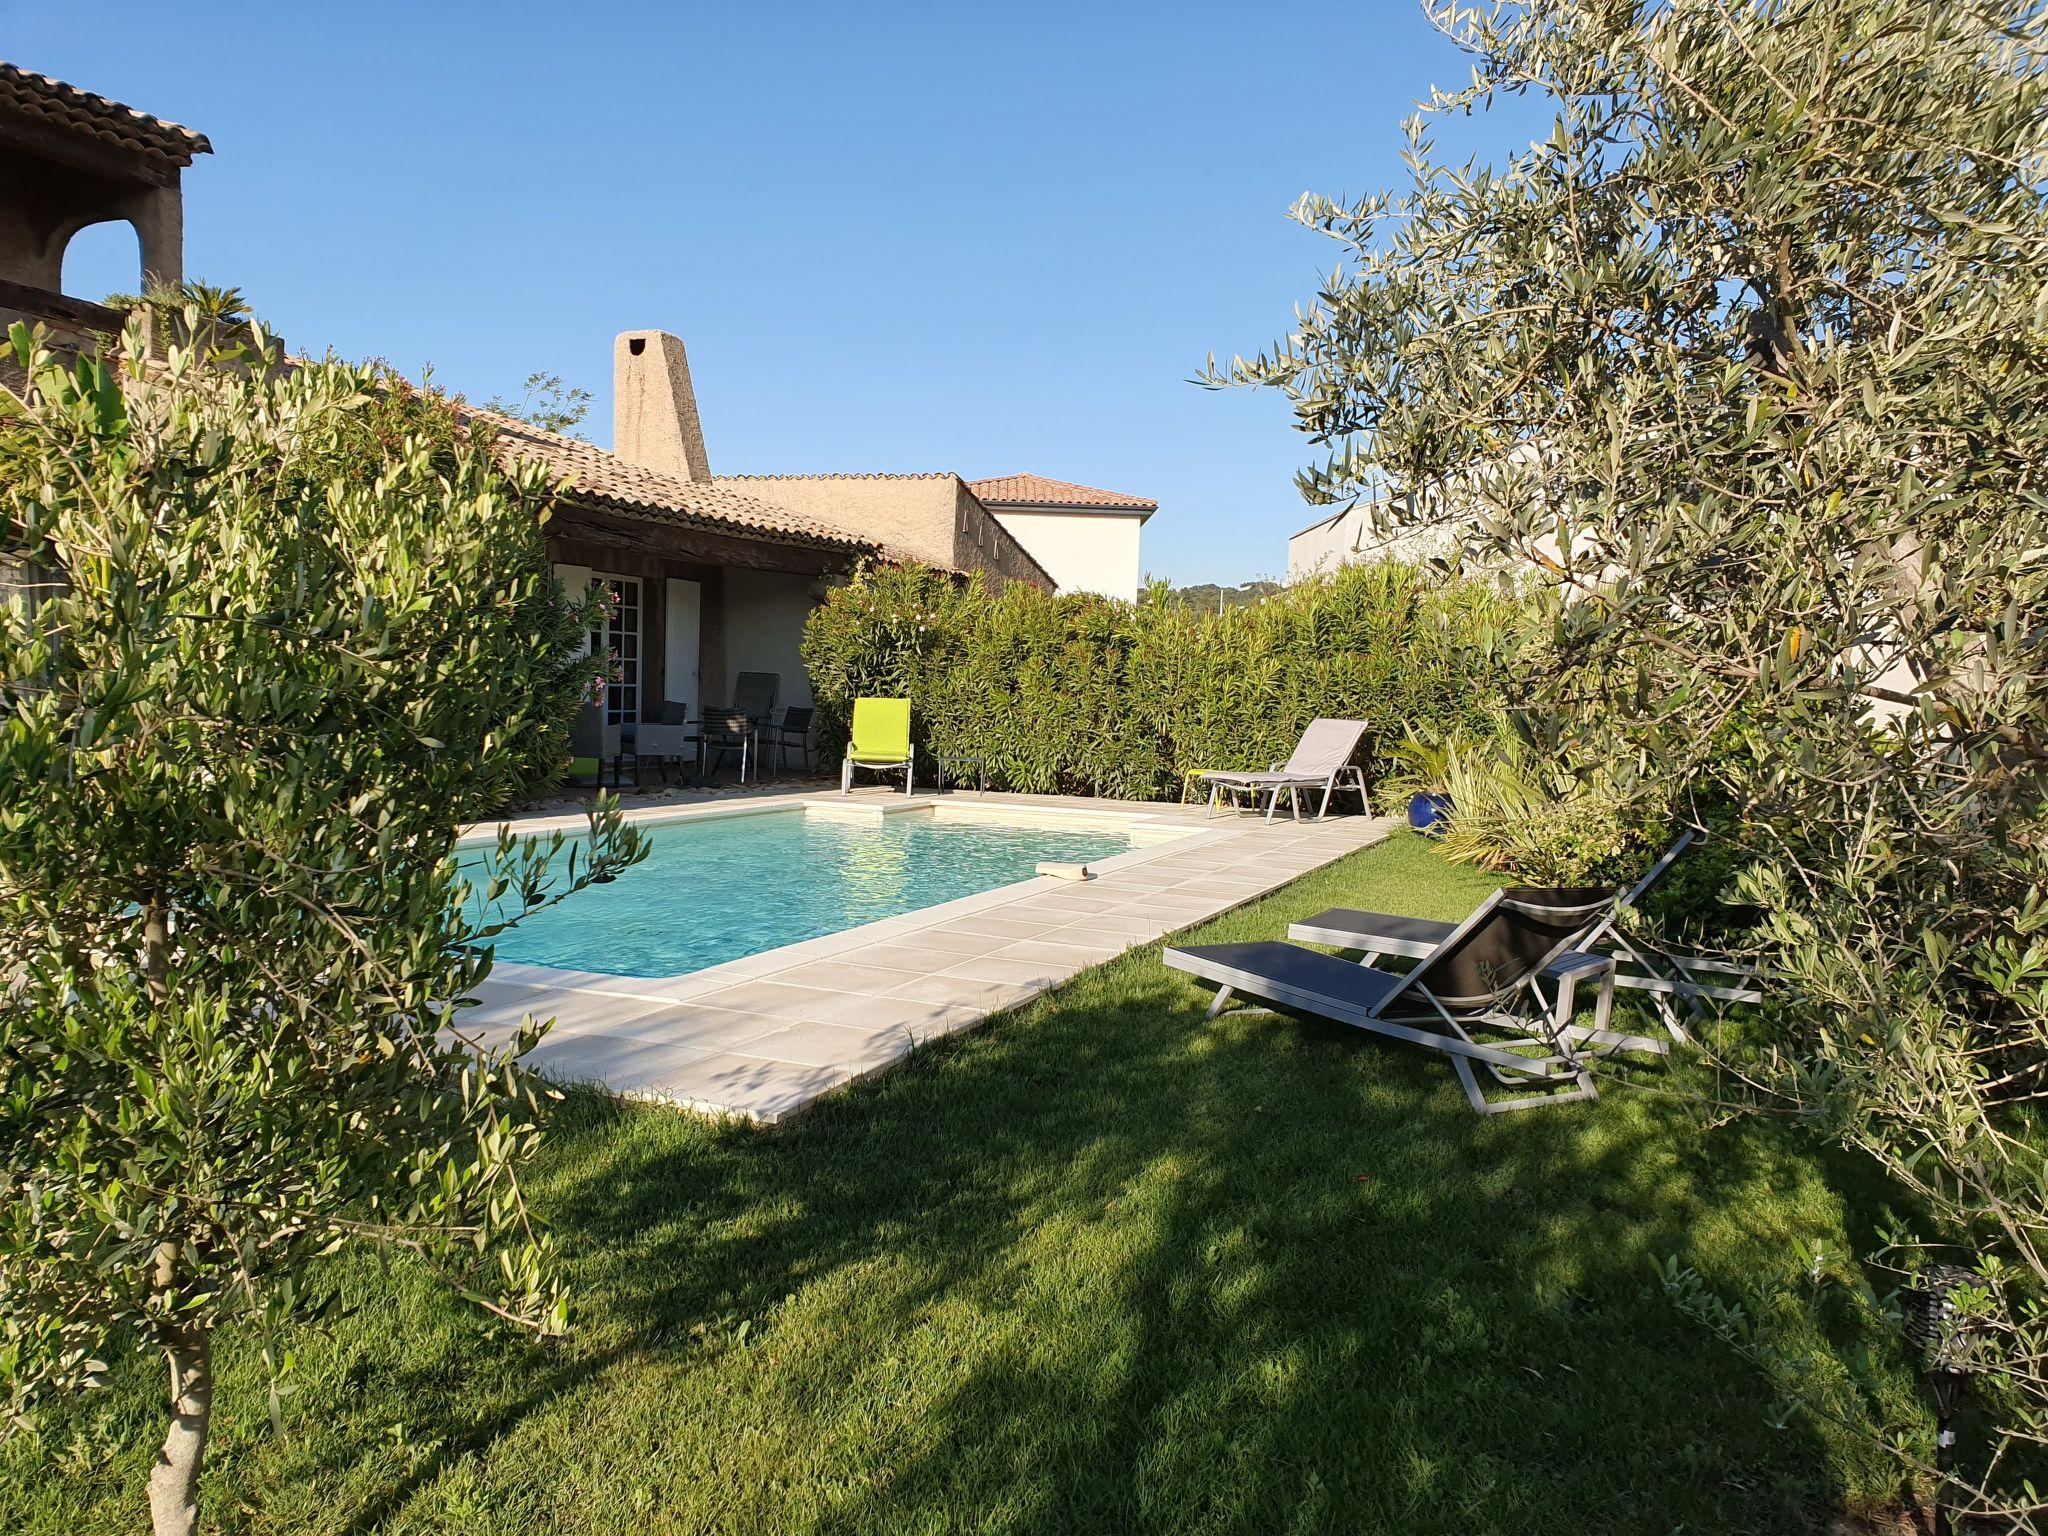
(590, 575, 642, 726)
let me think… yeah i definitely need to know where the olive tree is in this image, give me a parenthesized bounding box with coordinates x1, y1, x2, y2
(0, 313, 641, 1535)
(1216, 0, 2048, 1521)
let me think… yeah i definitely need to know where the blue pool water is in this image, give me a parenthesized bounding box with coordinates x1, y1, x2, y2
(467, 810, 1138, 978)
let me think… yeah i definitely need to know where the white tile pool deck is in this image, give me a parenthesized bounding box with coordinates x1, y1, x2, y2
(453, 787, 1391, 1123)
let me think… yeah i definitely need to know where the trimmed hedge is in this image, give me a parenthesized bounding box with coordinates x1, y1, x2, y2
(800, 561, 1532, 803)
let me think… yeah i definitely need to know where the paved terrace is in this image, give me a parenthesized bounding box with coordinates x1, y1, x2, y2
(455, 786, 1391, 1123)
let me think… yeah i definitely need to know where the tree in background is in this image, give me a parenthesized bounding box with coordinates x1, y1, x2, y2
(0, 311, 641, 1536)
(485, 370, 593, 439)
(1146, 578, 1285, 614)
(1217, 0, 2048, 1519)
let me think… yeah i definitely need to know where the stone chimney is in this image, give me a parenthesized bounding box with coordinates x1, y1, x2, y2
(613, 330, 711, 482)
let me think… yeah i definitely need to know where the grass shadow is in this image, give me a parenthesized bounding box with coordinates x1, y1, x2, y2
(11, 834, 1921, 1534)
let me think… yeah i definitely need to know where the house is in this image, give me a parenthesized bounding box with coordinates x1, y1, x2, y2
(0, 62, 1142, 748)
(481, 332, 880, 730)
(1287, 452, 1552, 582)
(0, 63, 1039, 738)
(967, 474, 1157, 600)
(491, 331, 1048, 729)
(0, 66, 213, 615)
(709, 472, 1162, 605)
(0, 64, 209, 364)
(711, 473, 1052, 592)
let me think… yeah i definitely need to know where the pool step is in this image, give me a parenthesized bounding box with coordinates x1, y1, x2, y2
(800, 795, 940, 822)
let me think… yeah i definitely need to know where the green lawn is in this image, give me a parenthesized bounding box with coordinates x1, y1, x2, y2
(10, 834, 1920, 1534)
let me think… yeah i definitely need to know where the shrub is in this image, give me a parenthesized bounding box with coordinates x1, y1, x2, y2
(801, 559, 1533, 801)
(1430, 734, 1668, 887)
(0, 314, 641, 1535)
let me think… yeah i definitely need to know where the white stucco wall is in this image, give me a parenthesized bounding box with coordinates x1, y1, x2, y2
(1288, 504, 1461, 582)
(1291, 446, 1561, 582)
(987, 508, 1145, 600)
(1288, 510, 1354, 582)
(722, 567, 817, 713)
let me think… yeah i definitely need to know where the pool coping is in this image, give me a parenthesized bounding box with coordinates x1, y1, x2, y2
(451, 791, 1392, 1124)
(477, 797, 1207, 999)
(455, 788, 1199, 849)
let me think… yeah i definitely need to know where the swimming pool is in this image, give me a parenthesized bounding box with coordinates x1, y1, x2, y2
(466, 808, 1143, 978)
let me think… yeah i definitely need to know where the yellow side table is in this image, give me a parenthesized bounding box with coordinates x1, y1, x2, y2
(1180, 767, 1226, 805)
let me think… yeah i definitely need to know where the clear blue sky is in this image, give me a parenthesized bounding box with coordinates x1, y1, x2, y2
(17, 2, 1529, 585)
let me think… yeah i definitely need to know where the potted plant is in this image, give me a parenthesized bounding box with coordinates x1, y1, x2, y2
(1384, 730, 1457, 835)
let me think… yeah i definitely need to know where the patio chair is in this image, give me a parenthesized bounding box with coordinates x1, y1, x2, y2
(840, 697, 914, 795)
(568, 702, 621, 787)
(1166, 887, 1659, 1115)
(1196, 718, 1370, 822)
(693, 708, 755, 783)
(764, 706, 813, 775)
(1286, 829, 1761, 1046)
(733, 671, 780, 729)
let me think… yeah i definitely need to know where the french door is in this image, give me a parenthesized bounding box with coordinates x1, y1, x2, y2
(589, 574, 643, 726)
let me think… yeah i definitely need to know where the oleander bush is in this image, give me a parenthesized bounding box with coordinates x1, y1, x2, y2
(801, 558, 1535, 802)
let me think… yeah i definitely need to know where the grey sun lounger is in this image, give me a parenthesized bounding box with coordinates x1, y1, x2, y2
(1286, 829, 1762, 1046)
(1168, 887, 1663, 1114)
(1197, 717, 1371, 822)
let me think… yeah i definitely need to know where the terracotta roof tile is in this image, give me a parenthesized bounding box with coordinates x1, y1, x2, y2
(968, 472, 1157, 513)
(714, 472, 954, 482)
(469, 409, 879, 556)
(0, 63, 211, 166)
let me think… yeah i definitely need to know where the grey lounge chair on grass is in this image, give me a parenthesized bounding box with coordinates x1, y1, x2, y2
(1197, 718, 1370, 822)
(1166, 887, 1660, 1114)
(1287, 829, 1761, 1045)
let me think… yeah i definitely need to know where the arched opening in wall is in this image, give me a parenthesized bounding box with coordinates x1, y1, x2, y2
(59, 220, 142, 305)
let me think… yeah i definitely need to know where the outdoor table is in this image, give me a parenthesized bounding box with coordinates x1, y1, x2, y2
(629, 721, 698, 785)
(935, 753, 988, 793)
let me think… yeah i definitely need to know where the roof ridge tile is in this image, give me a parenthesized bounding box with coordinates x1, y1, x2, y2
(464, 407, 880, 556)
(967, 471, 1157, 511)
(711, 471, 954, 482)
(0, 62, 212, 163)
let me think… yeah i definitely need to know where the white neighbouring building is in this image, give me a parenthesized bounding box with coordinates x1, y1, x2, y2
(967, 474, 1158, 601)
(1288, 496, 1462, 583)
(1286, 444, 1556, 583)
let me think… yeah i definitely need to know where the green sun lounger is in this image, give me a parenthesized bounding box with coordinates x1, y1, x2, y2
(840, 697, 914, 794)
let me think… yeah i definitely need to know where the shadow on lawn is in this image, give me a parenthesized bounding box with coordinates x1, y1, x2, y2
(427, 949, 1898, 1536)
(4, 840, 1920, 1536)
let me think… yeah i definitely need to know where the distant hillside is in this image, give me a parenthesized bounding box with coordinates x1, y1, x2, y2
(1151, 580, 1284, 613)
